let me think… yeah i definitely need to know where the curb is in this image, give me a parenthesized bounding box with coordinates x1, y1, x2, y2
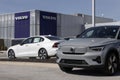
(0, 51, 6, 54)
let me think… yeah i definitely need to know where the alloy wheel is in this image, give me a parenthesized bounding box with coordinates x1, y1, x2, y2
(105, 53, 118, 75)
(8, 50, 16, 60)
(39, 48, 48, 60)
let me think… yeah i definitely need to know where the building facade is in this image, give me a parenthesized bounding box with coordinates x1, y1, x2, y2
(0, 10, 84, 47)
(0, 10, 115, 48)
(76, 13, 114, 24)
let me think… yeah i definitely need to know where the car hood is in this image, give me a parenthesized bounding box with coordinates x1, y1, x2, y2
(60, 38, 117, 47)
(8, 44, 20, 49)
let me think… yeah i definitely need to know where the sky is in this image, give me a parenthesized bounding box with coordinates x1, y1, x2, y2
(0, 0, 120, 21)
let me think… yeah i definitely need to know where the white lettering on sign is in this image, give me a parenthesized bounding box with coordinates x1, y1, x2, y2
(42, 15, 56, 20)
(15, 16, 28, 20)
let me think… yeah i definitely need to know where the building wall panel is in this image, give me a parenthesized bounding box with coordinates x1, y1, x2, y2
(59, 14, 84, 37)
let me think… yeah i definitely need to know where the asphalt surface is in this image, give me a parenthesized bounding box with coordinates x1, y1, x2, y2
(0, 51, 120, 80)
(1, 61, 120, 80)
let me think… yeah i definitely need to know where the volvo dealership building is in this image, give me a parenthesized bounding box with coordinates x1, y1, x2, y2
(0, 10, 113, 48)
(0, 10, 85, 39)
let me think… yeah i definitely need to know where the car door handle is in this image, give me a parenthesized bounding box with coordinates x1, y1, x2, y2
(37, 44, 40, 46)
(25, 45, 28, 47)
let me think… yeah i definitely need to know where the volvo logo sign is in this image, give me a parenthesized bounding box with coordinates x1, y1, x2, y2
(70, 47, 75, 53)
(42, 15, 56, 20)
(15, 16, 29, 20)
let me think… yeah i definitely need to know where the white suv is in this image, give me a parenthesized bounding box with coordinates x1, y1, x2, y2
(57, 25, 120, 75)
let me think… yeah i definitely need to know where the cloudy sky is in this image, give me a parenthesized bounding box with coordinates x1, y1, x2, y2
(0, 0, 120, 21)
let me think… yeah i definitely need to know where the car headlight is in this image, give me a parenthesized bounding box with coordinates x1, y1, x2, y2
(89, 46, 105, 51)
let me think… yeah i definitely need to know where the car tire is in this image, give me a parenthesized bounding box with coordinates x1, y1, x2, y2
(8, 49, 16, 60)
(38, 48, 49, 60)
(59, 65, 73, 72)
(104, 52, 118, 75)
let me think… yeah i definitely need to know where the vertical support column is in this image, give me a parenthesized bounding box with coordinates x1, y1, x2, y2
(92, 0, 96, 26)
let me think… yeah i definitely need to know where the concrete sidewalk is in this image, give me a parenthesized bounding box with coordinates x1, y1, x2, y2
(0, 51, 6, 53)
(0, 51, 7, 57)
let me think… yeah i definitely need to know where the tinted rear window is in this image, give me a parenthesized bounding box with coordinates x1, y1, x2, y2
(46, 36, 61, 40)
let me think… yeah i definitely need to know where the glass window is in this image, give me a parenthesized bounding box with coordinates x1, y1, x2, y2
(40, 37, 44, 42)
(33, 37, 44, 43)
(33, 38, 40, 43)
(117, 32, 120, 39)
(81, 30, 94, 38)
(79, 26, 119, 38)
(21, 38, 33, 45)
(46, 36, 61, 40)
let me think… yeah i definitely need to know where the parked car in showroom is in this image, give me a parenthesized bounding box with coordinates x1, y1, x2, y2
(7, 35, 62, 60)
(57, 25, 120, 75)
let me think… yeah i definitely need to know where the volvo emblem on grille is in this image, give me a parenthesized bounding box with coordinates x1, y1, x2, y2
(70, 47, 75, 53)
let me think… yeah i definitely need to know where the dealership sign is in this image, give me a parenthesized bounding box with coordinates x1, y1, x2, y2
(15, 15, 29, 20)
(42, 15, 56, 20)
(15, 12, 30, 38)
(40, 11, 57, 36)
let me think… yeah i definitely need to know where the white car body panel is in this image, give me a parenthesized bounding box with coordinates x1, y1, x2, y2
(7, 35, 62, 58)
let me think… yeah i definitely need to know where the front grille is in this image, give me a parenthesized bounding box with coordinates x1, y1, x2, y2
(60, 59, 88, 65)
(63, 52, 85, 55)
(61, 47, 87, 54)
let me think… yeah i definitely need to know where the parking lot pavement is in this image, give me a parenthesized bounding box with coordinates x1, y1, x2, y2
(0, 51, 120, 80)
(0, 61, 120, 80)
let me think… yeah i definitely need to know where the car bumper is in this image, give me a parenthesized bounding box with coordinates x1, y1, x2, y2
(56, 50, 104, 68)
(47, 48, 58, 56)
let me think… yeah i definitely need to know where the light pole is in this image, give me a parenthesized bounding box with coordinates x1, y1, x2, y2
(92, 0, 95, 26)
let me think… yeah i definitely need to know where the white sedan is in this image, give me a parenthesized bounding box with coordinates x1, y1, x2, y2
(7, 35, 62, 60)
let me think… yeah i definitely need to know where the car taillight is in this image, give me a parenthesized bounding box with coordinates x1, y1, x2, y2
(52, 42, 60, 48)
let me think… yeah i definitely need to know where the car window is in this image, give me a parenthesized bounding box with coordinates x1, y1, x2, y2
(21, 38, 33, 45)
(117, 32, 120, 39)
(33, 37, 44, 43)
(81, 30, 94, 38)
(46, 36, 61, 40)
(40, 37, 44, 42)
(79, 26, 119, 38)
(33, 38, 40, 43)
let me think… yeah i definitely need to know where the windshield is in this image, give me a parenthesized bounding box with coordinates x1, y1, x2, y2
(78, 26, 119, 38)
